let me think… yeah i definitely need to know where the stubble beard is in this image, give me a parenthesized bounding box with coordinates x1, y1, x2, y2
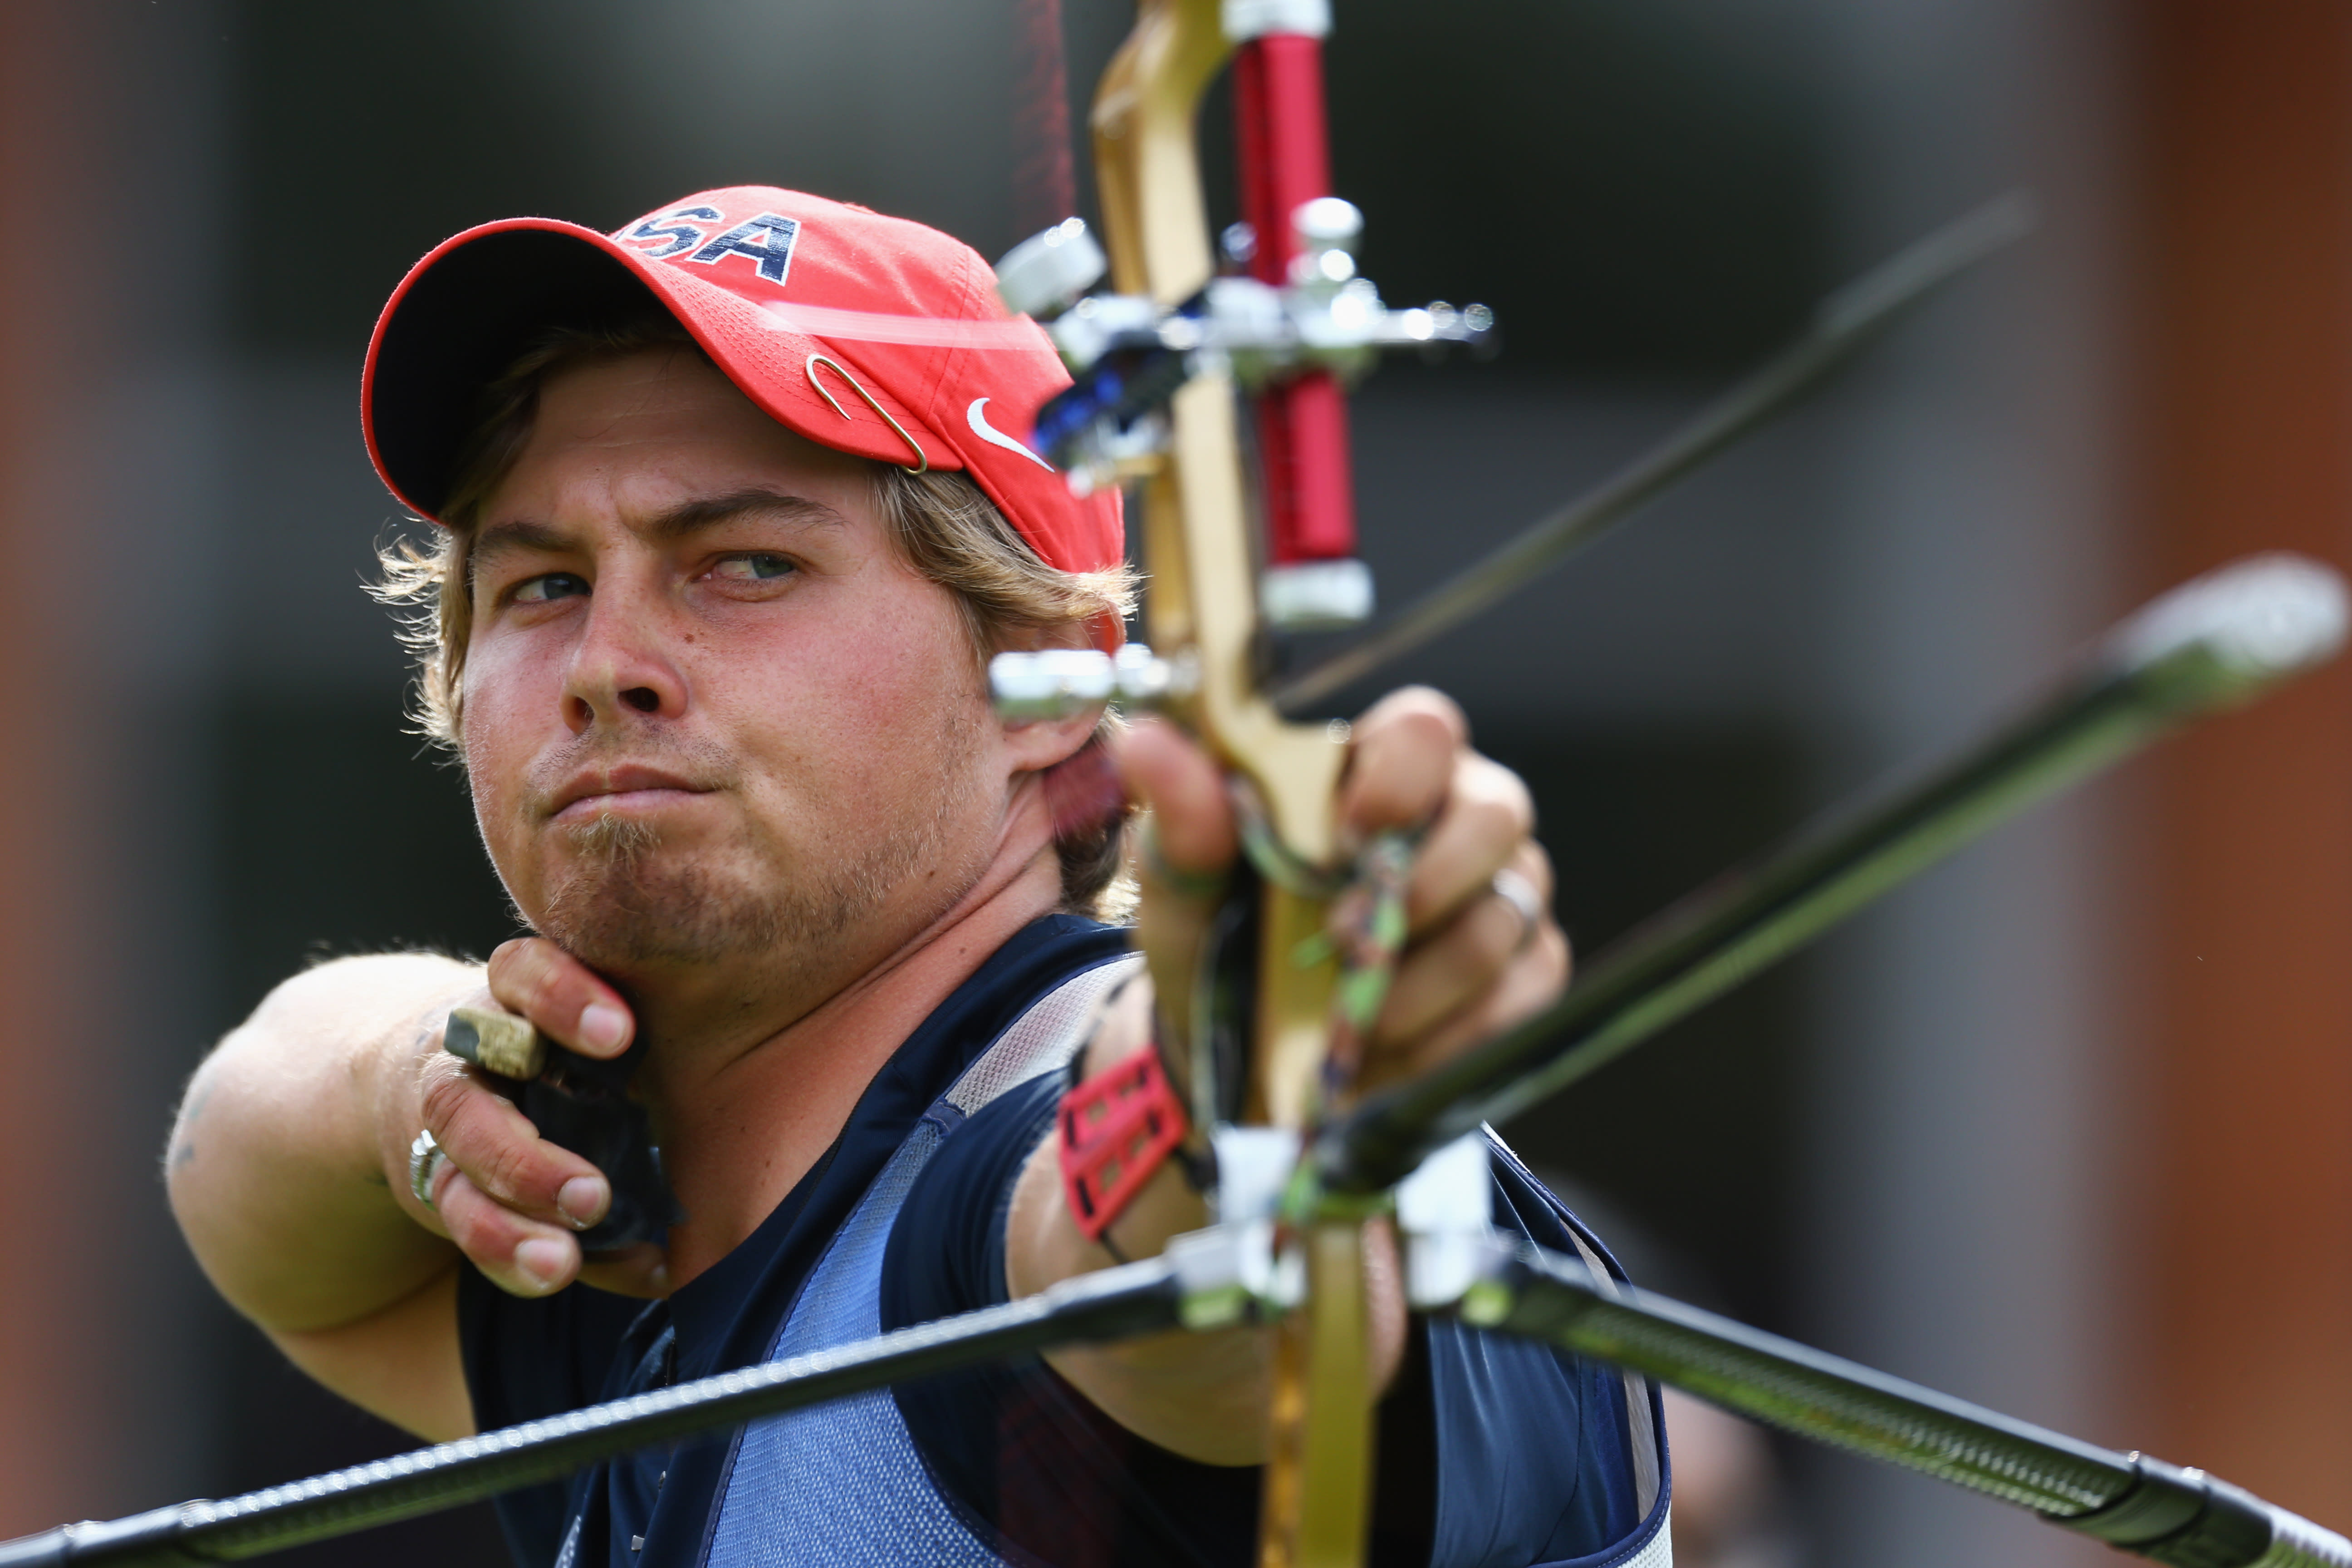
(528, 703, 997, 992)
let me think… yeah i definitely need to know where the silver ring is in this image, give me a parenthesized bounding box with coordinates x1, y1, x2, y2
(1490, 867, 1545, 952)
(408, 1129, 448, 1210)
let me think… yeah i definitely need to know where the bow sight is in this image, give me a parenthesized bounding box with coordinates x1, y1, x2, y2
(998, 0, 1495, 636)
(1000, 203, 1491, 625)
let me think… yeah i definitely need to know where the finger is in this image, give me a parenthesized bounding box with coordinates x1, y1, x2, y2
(1373, 842, 1554, 1046)
(1362, 1217, 1410, 1396)
(418, 1053, 611, 1230)
(1109, 715, 1238, 892)
(433, 1165, 582, 1298)
(1338, 688, 1466, 841)
(485, 937, 635, 1058)
(1402, 754, 1538, 934)
(1360, 923, 1571, 1094)
(1110, 718, 1237, 1055)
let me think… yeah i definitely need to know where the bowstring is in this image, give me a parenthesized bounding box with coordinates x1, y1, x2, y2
(1011, 0, 1077, 236)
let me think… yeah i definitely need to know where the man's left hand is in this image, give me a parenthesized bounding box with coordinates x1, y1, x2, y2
(1117, 684, 1570, 1099)
(1007, 686, 1569, 1465)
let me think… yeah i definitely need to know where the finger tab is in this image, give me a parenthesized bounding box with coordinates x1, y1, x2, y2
(445, 1006, 547, 1079)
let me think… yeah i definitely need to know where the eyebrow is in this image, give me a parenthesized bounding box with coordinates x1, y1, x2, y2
(470, 487, 849, 580)
(648, 487, 848, 541)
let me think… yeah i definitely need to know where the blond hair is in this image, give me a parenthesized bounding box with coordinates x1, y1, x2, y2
(376, 316, 1138, 917)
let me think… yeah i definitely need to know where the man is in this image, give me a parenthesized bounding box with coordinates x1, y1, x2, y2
(167, 187, 1670, 1568)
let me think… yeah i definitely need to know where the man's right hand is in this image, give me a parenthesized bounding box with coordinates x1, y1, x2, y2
(402, 937, 670, 1299)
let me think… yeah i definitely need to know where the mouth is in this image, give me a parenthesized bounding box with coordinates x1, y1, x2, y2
(546, 765, 715, 823)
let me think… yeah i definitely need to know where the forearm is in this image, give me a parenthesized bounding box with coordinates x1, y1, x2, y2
(1006, 1125, 1270, 1463)
(1001, 979, 1406, 1465)
(168, 952, 481, 1335)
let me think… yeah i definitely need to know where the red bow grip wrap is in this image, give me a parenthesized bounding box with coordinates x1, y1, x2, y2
(1058, 1049, 1191, 1241)
(1234, 30, 1357, 567)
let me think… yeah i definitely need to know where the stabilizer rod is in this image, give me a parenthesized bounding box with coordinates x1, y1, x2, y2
(1466, 1243, 2352, 1568)
(1318, 552, 2347, 1194)
(0, 1260, 1181, 1567)
(9, 1228, 2346, 1568)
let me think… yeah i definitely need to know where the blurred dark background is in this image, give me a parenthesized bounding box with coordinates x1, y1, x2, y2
(3, 4, 2350, 1568)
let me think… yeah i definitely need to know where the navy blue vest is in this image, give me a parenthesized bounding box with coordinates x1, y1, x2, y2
(501, 921, 1672, 1568)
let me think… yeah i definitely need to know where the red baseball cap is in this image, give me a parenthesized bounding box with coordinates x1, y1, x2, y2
(362, 185, 1123, 579)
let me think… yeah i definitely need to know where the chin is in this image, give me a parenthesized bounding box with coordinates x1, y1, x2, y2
(535, 848, 789, 971)
(522, 765, 996, 985)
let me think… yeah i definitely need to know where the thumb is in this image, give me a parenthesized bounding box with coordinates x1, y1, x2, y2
(1107, 717, 1240, 1055)
(1109, 715, 1239, 892)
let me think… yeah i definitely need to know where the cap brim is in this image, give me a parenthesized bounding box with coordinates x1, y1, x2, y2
(367, 221, 660, 520)
(364, 218, 917, 522)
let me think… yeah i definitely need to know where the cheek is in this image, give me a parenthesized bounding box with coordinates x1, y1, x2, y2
(726, 595, 992, 799)
(841, 611, 981, 749)
(461, 621, 576, 756)
(457, 642, 556, 873)
(462, 724, 532, 892)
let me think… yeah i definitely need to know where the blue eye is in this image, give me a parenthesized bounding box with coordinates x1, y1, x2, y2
(714, 554, 797, 582)
(512, 573, 589, 604)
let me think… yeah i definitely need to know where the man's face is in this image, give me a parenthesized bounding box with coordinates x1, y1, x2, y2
(460, 347, 1009, 1007)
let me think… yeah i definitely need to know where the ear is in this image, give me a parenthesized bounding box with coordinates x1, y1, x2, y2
(996, 620, 1103, 774)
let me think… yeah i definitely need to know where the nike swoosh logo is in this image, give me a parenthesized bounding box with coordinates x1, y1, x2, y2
(966, 397, 1055, 472)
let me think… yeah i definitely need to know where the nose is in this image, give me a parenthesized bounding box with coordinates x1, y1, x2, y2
(561, 580, 688, 735)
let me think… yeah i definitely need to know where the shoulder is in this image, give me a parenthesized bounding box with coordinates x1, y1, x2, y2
(882, 1072, 1062, 1326)
(1483, 1130, 1638, 1283)
(1416, 1133, 1670, 1568)
(881, 922, 1139, 1326)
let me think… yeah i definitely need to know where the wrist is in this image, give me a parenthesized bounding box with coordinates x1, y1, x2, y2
(1058, 1002, 1214, 1262)
(1075, 977, 1200, 1129)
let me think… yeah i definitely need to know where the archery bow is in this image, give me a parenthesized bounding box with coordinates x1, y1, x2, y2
(1073, 2, 1379, 1558)
(999, 4, 2030, 1559)
(1004, 3, 2005, 1563)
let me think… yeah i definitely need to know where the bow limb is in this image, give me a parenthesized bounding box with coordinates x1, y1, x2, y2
(1091, 0, 1347, 869)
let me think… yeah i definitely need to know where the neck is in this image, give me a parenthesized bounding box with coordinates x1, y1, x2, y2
(637, 818, 1072, 1290)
